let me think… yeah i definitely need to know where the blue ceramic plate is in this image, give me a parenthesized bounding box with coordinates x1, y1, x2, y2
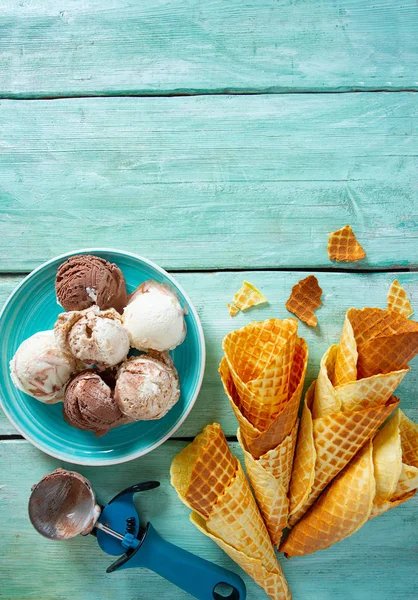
(0, 249, 205, 466)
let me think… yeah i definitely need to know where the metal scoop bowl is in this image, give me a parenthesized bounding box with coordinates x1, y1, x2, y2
(29, 469, 100, 540)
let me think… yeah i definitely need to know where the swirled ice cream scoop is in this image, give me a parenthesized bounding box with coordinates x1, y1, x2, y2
(54, 306, 129, 369)
(10, 330, 77, 403)
(123, 280, 186, 352)
(64, 370, 130, 436)
(55, 254, 128, 313)
(115, 353, 180, 420)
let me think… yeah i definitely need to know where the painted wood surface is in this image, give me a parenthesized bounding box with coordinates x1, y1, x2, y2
(1, 93, 417, 272)
(2, 2, 418, 598)
(1, 0, 418, 97)
(1, 270, 417, 436)
(0, 439, 416, 600)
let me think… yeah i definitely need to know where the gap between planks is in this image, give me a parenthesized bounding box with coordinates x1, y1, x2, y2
(1, 89, 418, 101)
(1, 267, 417, 277)
(0, 435, 238, 442)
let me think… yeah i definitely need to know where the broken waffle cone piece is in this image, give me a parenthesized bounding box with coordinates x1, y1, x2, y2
(232, 281, 267, 312)
(220, 319, 308, 545)
(280, 409, 418, 557)
(327, 224, 366, 262)
(285, 275, 322, 327)
(171, 423, 291, 600)
(387, 280, 413, 318)
(228, 303, 240, 317)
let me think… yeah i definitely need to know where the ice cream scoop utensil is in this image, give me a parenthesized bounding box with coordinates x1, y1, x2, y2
(29, 469, 246, 600)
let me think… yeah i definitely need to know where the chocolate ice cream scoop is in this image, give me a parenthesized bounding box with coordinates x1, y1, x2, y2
(115, 353, 180, 421)
(55, 255, 128, 313)
(64, 370, 130, 436)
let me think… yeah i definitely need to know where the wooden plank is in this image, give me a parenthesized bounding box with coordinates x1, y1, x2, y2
(1, 0, 418, 97)
(1, 271, 417, 436)
(0, 439, 417, 599)
(1, 93, 417, 272)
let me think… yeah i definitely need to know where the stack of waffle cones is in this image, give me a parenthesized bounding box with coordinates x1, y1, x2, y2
(219, 318, 308, 546)
(171, 298, 418, 597)
(170, 423, 291, 600)
(281, 409, 418, 556)
(285, 307, 418, 529)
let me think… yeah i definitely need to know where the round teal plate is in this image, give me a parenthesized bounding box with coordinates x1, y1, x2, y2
(0, 249, 205, 466)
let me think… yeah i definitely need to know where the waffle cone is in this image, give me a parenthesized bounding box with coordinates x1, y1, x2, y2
(220, 337, 308, 458)
(288, 375, 400, 527)
(282, 441, 375, 556)
(170, 421, 236, 517)
(371, 409, 418, 517)
(281, 410, 418, 556)
(171, 424, 291, 600)
(357, 331, 418, 378)
(191, 513, 291, 600)
(220, 320, 308, 546)
(238, 422, 299, 546)
(313, 344, 408, 419)
(333, 314, 357, 386)
(286, 306, 417, 527)
(222, 319, 298, 430)
(343, 308, 418, 378)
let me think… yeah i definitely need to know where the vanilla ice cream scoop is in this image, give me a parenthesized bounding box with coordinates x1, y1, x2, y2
(55, 306, 129, 369)
(10, 330, 77, 403)
(123, 280, 186, 352)
(115, 353, 180, 420)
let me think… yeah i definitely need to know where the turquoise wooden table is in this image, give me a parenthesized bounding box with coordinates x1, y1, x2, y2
(1, 1, 418, 598)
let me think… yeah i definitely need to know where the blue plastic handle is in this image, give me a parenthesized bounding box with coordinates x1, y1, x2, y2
(118, 524, 246, 600)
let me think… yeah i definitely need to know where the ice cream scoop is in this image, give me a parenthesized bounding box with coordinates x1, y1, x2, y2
(115, 353, 180, 420)
(123, 281, 186, 352)
(28, 470, 247, 600)
(55, 306, 130, 369)
(10, 330, 77, 403)
(55, 254, 128, 313)
(64, 370, 130, 436)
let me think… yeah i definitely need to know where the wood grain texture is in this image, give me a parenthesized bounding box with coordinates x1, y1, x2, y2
(1, 93, 417, 271)
(1, 271, 417, 436)
(1, 0, 418, 97)
(0, 439, 416, 600)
